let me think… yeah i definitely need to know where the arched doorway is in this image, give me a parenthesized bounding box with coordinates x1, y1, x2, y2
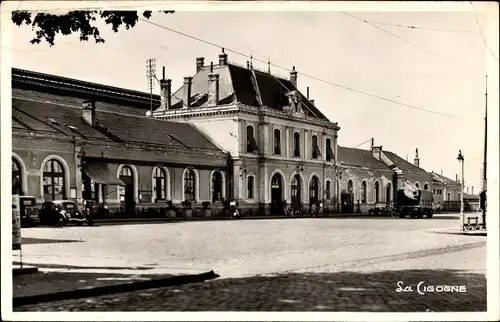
(386, 183, 392, 203)
(342, 179, 355, 213)
(12, 158, 22, 195)
(309, 176, 319, 205)
(291, 174, 301, 209)
(212, 171, 223, 202)
(119, 165, 135, 214)
(270, 173, 284, 214)
(43, 159, 66, 201)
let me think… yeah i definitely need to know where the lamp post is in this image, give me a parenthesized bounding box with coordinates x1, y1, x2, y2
(457, 150, 465, 231)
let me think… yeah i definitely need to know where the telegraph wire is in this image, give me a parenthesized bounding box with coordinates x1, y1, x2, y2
(138, 17, 466, 120)
(353, 138, 373, 149)
(340, 12, 454, 63)
(366, 20, 476, 34)
(470, 2, 499, 62)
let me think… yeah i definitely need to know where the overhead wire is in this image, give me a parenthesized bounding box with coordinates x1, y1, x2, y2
(469, 2, 499, 62)
(365, 20, 476, 34)
(138, 17, 466, 120)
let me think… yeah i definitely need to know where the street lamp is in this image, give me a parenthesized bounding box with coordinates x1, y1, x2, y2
(457, 150, 465, 231)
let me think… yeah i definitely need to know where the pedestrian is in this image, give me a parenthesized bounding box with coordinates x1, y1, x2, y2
(356, 200, 361, 214)
(84, 200, 94, 226)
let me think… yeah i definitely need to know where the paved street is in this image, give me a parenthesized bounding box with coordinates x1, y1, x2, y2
(14, 215, 486, 311)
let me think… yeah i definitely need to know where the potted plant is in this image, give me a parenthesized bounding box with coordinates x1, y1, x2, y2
(182, 200, 193, 218)
(202, 201, 211, 218)
(166, 200, 176, 219)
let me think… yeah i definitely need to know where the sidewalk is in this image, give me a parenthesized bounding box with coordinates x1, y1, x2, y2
(13, 268, 218, 307)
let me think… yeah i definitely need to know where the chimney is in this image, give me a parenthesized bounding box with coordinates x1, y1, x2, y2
(219, 48, 228, 66)
(472, 186, 474, 194)
(196, 57, 205, 73)
(82, 99, 96, 127)
(310, 99, 315, 105)
(372, 146, 383, 161)
(207, 73, 220, 107)
(159, 67, 172, 111)
(414, 148, 420, 168)
(183, 77, 192, 109)
(306, 87, 309, 99)
(290, 66, 298, 87)
(370, 138, 374, 150)
(246, 61, 250, 69)
(441, 169, 443, 176)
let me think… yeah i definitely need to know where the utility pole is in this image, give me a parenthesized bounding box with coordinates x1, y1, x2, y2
(146, 58, 156, 116)
(482, 75, 487, 228)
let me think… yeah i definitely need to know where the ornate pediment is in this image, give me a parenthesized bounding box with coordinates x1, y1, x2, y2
(285, 90, 305, 117)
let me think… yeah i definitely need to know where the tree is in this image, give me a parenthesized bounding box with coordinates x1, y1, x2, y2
(11, 10, 175, 46)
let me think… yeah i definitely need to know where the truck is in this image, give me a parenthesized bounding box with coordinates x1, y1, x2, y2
(394, 189, 434, 219)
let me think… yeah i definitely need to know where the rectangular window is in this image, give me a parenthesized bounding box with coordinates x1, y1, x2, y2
(312, 135, 321, 159)
(293, 132, 300, 157)
(274, 129, 281, 155)
(326, 181, 331, 200)
(247, 176, 254, 199)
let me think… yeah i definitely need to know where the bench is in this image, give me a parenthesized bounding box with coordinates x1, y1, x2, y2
(465, 216, 480, 230)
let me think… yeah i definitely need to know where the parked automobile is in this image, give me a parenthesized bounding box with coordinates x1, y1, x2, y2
(368, 203, 392, 216)
(19, 196, 40, 227)
(38, 200, 88, 226)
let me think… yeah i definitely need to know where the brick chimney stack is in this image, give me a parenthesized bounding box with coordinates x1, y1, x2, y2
(372, 146, 383, 161)
(159, 66, 172, 111)
(290, 66, 298, 87)
(82, 99, 96, 127)
(207, 73, 220, 107)
(414, 148, 420, 168)
(183, 77, 192, 109)
(219, 48, 228, 66)
(196, 57, 205, 73)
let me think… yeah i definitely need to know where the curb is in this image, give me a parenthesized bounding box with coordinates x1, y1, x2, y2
(13, 267, 39, 276)
(13, 270, 219, 307)
(429, 229, 487, 237)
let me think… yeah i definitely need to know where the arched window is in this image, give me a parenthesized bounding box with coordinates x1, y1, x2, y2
(291, 174, 301, 206)
(184, 169, 196, 201)
(309, 176, 319, 205)
(212, 171, 223, 202)
(247, 175, 254, 199)
(347, 179, 354, 194)
(325, 180, 331, 200)
(415, 182, 420, 189)
(326, 138, 333, 161)
(386, 183, 392, 202)
(293, 132, 300, 157)
(274, 129, 281, 155)
(153, 167, 167, 202)
(311, 135, 319, 159)
(43, 159, 66, 201)
(12, 158, 22, 195)
(246, 125, 258, 153)
(361, 181, 367, 204)
(424, 183, 429, 190)
(374, 181, 380, 203)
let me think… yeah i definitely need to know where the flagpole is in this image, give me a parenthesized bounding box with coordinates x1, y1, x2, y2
(482, 75, 487, 228)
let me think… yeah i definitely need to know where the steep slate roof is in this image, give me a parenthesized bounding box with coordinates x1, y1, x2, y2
(157, 60, 329, 121)
(337, 146, 390, 170)
(432, 172, 460, 185)
(383, 151, 429, 174)
(12, 69, 224, 152)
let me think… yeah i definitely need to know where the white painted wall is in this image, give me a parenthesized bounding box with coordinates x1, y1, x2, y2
(189, 117, 240, 157)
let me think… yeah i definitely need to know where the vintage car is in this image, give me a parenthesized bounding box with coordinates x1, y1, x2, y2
(368, 203, 392, 216)
(38, 200, 88, 226)
(19, 196, 40, 227)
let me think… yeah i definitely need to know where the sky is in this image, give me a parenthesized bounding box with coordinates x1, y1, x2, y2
(5, 1, 500, 192)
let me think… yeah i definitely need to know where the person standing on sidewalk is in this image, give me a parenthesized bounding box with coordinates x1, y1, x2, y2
(84, 200, 94, 226)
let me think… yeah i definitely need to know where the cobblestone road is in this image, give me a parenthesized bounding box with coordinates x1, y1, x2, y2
(13, 216, 487, 311)
(17, 268, 485, 311)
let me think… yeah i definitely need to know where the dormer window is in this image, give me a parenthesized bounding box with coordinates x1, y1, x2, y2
(293, 132, 300, 157)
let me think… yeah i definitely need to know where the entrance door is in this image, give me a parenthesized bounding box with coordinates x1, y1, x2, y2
(341, 193, 354, 213)
(309, 176, 319, 206)
(271, 174, 283, 215)
(119, 166, 135, 214)
(291, 174, 301, 209)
